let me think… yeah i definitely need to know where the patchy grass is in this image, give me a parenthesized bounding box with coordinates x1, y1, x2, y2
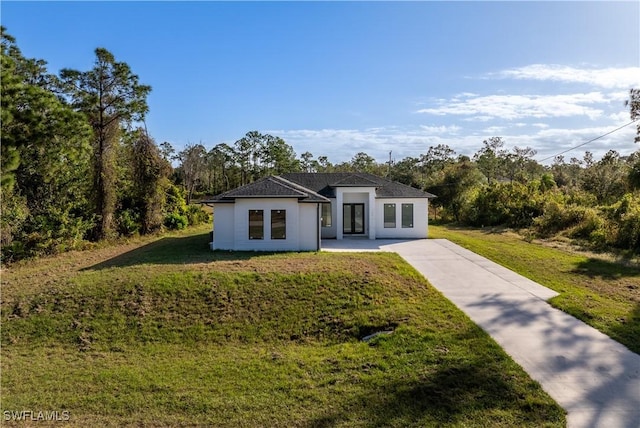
(430, 225, 640, 355)
(1, 225, 564, 427)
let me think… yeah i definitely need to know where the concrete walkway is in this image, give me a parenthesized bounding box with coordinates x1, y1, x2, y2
(323, 238, 640, 428)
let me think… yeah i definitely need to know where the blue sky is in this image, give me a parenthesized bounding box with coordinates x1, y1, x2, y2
(2, 1, 639, 164)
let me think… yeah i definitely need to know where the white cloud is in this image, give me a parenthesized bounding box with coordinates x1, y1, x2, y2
(494, 64, 640, 89)
(267, 121, 638, 166)
(416, 92, 606, 120)
(609, 111, 631, 122)
(419, 125, 461, 134)
(483, 126, 506, 134)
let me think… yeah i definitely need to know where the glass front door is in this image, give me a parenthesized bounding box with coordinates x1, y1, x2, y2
(343, 203, 365, 235)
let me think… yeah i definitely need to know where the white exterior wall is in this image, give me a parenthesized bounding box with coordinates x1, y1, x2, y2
(212, 198, 319, 251)
(320, 199, 337, 239)
(374, 198, 429, 239)
(298, 203, 321, 251)
(211, 204, 235, 250)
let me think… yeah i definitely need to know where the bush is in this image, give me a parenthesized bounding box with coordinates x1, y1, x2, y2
(117, 209, 141, 236)
(185, 205, 210, 227)
(608, 194, 640, 252)
(165, 184, 187, 217)
(164, 213, 188, 230)
(534, 202, 601, 239)
(467, 182, 544, 228)
(567, 208, 603, 240)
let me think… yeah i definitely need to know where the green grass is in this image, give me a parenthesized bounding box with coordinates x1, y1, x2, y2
(430, 224, 640, 355)
(1, 225, 564, 427)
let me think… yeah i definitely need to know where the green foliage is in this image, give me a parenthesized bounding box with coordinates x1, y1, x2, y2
(163, 185, 190, 230)
(131, 130, 172, 233)
(164, 213, 189, 230)
(465, 182, 545, 228)
(117, 208, 141, 236)
(566, 208, 603, 241)
(534, 200, 596, 238)
(164, 183, 187, 216)
(607, 194, 640, 252)
(1, 27, 95, 261)
(59, 47, 152, 239)
(627, 88, 640, 144)
(185, 204, 210, 226)
(426, 159, 485, 222)
(0, 188, 29, 261)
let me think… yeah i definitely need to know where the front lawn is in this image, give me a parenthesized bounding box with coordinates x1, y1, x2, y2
(1, 225, 564, 426)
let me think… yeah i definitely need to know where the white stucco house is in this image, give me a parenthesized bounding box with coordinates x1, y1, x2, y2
(207, 172, 436, 251)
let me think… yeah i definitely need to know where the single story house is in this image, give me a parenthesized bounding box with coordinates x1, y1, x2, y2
(207, 172, 436, 251)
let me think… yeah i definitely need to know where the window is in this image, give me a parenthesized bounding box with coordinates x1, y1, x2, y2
(402, 203, 413, 228)
(384, 203, 396, 228)
(271, 210, 286, 239)
(249, 210, 264, 239)
(321, 203, 332, 227)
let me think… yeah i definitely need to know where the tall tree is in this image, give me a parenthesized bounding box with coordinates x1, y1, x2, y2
(132, 129, 171, 233)
(473, 137, 506, 185)
(208, 143, 236, 193)
(350, 152, 378, 173)
(234, 131, 262, 185)
(1, 27, 93, 259)
(259, 134, 299, 175)
(59, 48, 151, 239)
(177, 143, 207, 204)
(299, 151, 319, 173)
(503, 146, 537, 183)
(626, 88, 640, 144)
(581, 150, 628, 203)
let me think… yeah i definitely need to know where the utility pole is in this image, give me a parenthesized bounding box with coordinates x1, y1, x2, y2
(388, 151, 392, 177)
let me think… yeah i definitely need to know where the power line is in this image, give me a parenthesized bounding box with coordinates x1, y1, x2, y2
(538, 119, 638, 163)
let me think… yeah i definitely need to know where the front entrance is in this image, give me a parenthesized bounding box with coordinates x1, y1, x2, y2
(343, 203, 365, 235)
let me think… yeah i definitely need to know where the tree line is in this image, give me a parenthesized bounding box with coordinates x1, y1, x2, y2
(2, 26, 639, 262)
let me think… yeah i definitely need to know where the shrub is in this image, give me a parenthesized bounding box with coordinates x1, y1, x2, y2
(185, 205, 210, 226)
(608, 194, 640, 252)
(468, 182, 544, 228)
(117, 209, 141, 236)
(165, 184, 188, 217)
(567, 208, 603, 240)
(164, 213, 188, 230)
(535, 203, 595, 237)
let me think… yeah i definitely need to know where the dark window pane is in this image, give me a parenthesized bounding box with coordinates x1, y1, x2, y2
(321, 203, 332, 227)
(343, 204, 352, 234)
(249, 210, 264, 239)
(354, 204, 364, 233)
(384, 203, 396, 228)
(271, 210, 286, 239)
(402, 204, 413, 228)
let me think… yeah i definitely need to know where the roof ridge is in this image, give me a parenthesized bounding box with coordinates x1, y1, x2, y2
(330, 172, 380, 186)
(274, 175, 328, 200)
(269, 176, 312, 197)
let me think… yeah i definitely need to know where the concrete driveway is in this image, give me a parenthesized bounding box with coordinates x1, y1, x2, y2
(322, 238, 640, 428)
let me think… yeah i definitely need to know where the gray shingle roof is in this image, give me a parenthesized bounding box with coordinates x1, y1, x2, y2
(208, 173, 436, 203)
(209, 176, 329, 203)
(281, 173, 436, 199)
